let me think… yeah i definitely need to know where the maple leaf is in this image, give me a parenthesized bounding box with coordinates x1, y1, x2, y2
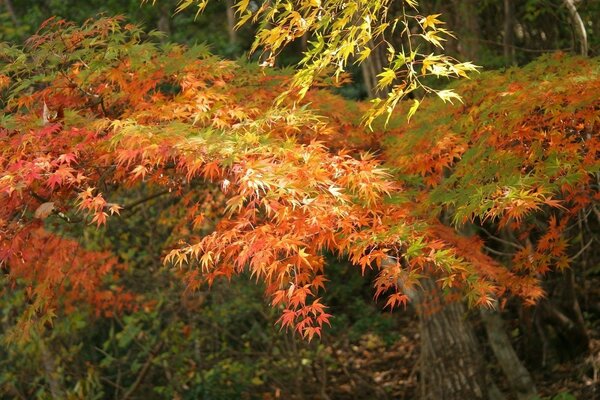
(56, 153, 78, 165)
(91, 211, 108, 227)
(385, 293, 409, 310)
(277, 309, 297, 329)
(34, 202, 55, 219)
(3, 17, 598, 348)
(107, 203, 122, 215)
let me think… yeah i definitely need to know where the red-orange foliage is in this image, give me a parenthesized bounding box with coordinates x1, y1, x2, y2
(1, 18, 598, 338)
(384, 52, 600, 301)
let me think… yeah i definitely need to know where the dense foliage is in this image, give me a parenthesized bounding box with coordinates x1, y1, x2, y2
(3, 1, 598, 98)
(385, 53, 599, 294)
(0, 10, 599, 400)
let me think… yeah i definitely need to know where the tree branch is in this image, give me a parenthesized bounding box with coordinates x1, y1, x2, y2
(120, 189, 171, 212)
(121, 340, 163, 400)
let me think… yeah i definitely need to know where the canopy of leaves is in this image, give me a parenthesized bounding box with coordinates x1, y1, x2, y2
(384, 53, 600, 298)
(1, 15, 600, 399)
(160, 0, 478, 124)
(1, 18, 599, 344)
(0, 17, 504, 340)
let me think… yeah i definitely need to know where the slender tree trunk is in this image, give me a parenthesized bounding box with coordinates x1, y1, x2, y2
(39, 341, 65, 399)
(300, 32, 309, 53)
(450, 0, 480, 62)
(538, 297, 589, 360)
(226, 0, 238, 46)
(360, 42, 389, 99)
(157, 4, 171, 41)
(415, 278, 487, 400)
(561, 268, 590, 352)
(562, 0, 588, 56)
(360, 59, 376, 99)
(503, 0, 516, 65)
(481, 308, 537, 400)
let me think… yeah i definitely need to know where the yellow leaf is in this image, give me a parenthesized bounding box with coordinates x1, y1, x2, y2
(420, 14, 443, 30)
(407, 99, 420, 121)
(377, 68, 396, 89)
(436, 89, 463, 104)
(356, 47, 371, 63)
(236, 0, 250, 14)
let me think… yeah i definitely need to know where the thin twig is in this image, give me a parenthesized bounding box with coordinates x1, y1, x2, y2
(121, 340, 163, 400)
(484, 246, 515, 257)
(479, 226, 523, 250)
(569, 238, 594, 262)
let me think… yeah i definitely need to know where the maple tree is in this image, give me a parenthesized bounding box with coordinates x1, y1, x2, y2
(1, 15, 599, 399)
(161, 0, 479, 124)
(0, 16, 508, 337)
(383, 53, 600, 398)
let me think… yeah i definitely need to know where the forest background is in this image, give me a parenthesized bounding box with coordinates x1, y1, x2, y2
(0, 0, 599, 399)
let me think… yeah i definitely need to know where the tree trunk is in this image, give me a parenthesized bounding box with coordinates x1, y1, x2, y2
(450, 0, 480, 62)
(157, 3, 171, 41)
(538, 297, 589, 360)
(561, 268, 590, 353)
(360, 42, 388, 99)
(416, 278, 487, 400)
(503, 0, 516, 65)
(300, 32, 309, 53)
(481, 308, 537, 400)
(562, 0, 588, 56)
(360, 59, 376, 99)
(226, 0, 237, 46)
(39, 340, 65, 399)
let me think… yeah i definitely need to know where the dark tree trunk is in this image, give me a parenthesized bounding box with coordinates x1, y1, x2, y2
(416, 278, 487, 400)
(360, 42, 388, 99)
(450, 0, 481, 62)
(520, 273, 590, 367)
(503, 0, 516, 64)
(561, 268, 590, 352)
(538, 298, 589, 360)
(300, 32, 309, 53)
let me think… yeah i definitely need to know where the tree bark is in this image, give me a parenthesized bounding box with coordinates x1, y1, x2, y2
(503, 0, 516, 65)
(300, 32, 309, 53)
(360, 42, 389, 99)
(157, 3, 171, 41)
(226, 0, 238, 46)
(415, 278, 487, 400)
(450, 0, 480, 62)
(561, 268, 590, 352)
(360, 59, 376, 99)
(39, 341, 65, 399)
(538, 297, 589, 360)
(481, 308, 537, 400)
